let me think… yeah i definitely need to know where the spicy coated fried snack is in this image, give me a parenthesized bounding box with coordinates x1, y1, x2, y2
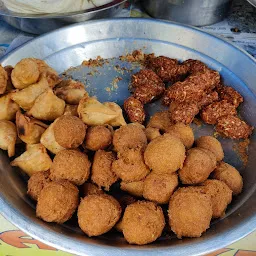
(215, 115, 253, 139)
(217, 85, 243, 108)
(124, 96, 145, 124)
(0, 120, 17, 157)
(198, 91, 219, 109)
(131, 69, 165, 104)
(182, 59, 209, 74)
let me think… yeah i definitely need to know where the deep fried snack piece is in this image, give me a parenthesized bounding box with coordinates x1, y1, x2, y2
(81, 182, 104, 197)
(196, 136, 224, 162)
(114, 194, 137, 212)
(179, 148, 217, 184)
(78, 97, 126, 126)
(168, 187, 212, 238)
(122, 201, 165, 245)
(201, 100, 237, 125)
(50, 149, 90, 186)
(11, 76, 49, 111)
(112, 148, 150, 182)
(28, 89, 65, 121)
(91, 150, 117, 191)
(131, 69, 165, 104)
(11, 59, 40, 89)
(198, 91, 219, 109)
(215, 115, 253, 139)
(35, 59, 61, 88)
(40, 118, 65, 154)
(147, 110, 172, 132)
(36, 180, 79, 223)
(213, 162, 243, 195)
(27, 170, 51, 201)
(143, 172, 178, 204)
(144, 134, 185, 174)
(11, 144, 52, 177)
(4, 65, 14, 92)
(78, 194, 121, 236)
(217, 85, 243, 108)
(120, 179, 145, 197)
(163, 69, 220, 105)
(113, 123, 147, 153)
(63, 104, 78, 116)
(85, 125, 112, 151)
(53, 115, 86, 149)
(124, 96, 145, 124)
(0, 93, 19, 121)
(0, 65, 8, 94)
(0, 120, 17, 157)
(182, 59, 209, 74)
(54, 79, 88, 105)
(145, 127, 161, 142)
(146, 56, 189, 82)
(16, 111, 48, 144)
(166, 123, 194, 149)
(169, 101, 199, 125)
(201, 179, 232, 218)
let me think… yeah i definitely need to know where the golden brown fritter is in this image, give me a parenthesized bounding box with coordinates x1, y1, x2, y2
(114, 194, 137, 211)
(11, 144, 52, 177)
(143, 172, 178, 204)
(147, 111, 172, 132)
(113, 123, 147, 153)
(131, 69, 165, 104)
(168, 187, 212, 238)
(120, 179, 145, 197)
(53, 115, 86, 149)
(213, 162, 243, 195)
(27, 170, 51, 201)
(166, 123, 194, 149)
(28, 89, 65, 121)
(200, 100, 237, 125)
(201, 179, 232, 218)
(179, 148, 217, 184)
(81, 182, 104, 197)
(144, 134, 185, 174)
(122, 201, 165, 245)
(11, 59, 40, 89)
(196, 136, 224, 162)
(112, 148, 150, 182)
(54, 79, 88, 105)
(169, 101, 199, 125)
(124, 96, 145, 124)
(16, 111, 48, 144)
(145, 127, 161, 142)
(0, 65, 8, 94)
(36, 180, 79, 223)
(85, 125, 112, 151)
(63, 104, 78, 116)
(0, 93, 19, 121)
(91, 150, 117, 191)
(217, 85, 243, 108)
(77, 194, 121, 237)
(0, 120, 17, 157)
(215, 115, 253, 139)
(50, 149, 91, 186)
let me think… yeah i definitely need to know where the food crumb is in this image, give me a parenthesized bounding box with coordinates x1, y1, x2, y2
(233, 139, 250, 167)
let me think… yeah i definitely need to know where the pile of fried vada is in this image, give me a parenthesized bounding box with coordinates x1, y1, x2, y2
(0, 58, 245, 245)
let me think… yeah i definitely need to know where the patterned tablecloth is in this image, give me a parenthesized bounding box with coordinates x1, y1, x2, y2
(0, 0, 255, 255)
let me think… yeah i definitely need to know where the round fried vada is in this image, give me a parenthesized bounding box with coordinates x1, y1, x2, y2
(77, 194, 121, 237)
(50, 149, 90, 185)
(36, 180, 79, 223)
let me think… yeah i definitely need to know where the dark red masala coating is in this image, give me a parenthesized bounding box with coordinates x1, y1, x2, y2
(182, 59, 209, 74)
(198, 91, 219, 109)
(146, 56, 190, 82)
(215, 115, 253, 139)
(124, 96, 145, 124)
(200, 100, 237, 125)
(131, 69, 165, 104)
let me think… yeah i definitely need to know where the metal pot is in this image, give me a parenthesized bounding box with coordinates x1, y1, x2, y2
(142, 0, 232, 26)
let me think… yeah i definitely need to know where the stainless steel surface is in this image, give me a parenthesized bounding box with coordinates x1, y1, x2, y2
(0, 0, 127, 34)
(0, 18, 256, 256)
(142, 0, 232, 26)
(247, 0, 256, 7)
